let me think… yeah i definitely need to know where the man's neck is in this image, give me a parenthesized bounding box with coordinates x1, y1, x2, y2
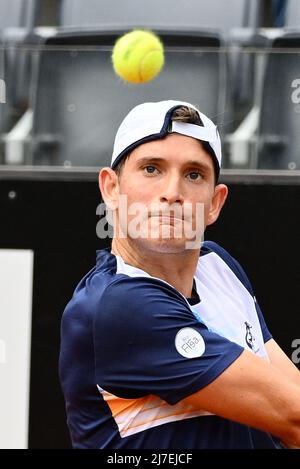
(111, 238, 200, 298)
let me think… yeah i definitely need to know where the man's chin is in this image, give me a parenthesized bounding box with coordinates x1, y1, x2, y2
(133, 237, 196, 254)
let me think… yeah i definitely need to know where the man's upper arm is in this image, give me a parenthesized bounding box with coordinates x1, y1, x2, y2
(265, 338, 300, 385)
(181, 348, 300, 445)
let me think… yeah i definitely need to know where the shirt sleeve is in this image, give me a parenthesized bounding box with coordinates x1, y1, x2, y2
(203, 241, 273, 344)
(93, 276, 244, 405)
(254, 299, 272, 343)
(229, 254, 273, 344)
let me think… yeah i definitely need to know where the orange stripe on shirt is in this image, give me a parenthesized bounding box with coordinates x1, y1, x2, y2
(97, 385, 211, 438)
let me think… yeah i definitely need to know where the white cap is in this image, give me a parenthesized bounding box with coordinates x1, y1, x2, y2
(111, 100, 222, 179)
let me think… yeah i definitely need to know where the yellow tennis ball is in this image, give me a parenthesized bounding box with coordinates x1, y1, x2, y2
(112, 30, 164, 84)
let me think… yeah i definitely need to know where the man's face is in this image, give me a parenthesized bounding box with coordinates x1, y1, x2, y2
(113, 133, 221, 253)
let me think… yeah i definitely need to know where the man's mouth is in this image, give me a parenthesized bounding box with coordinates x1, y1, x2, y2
(150, 215, 183, 223)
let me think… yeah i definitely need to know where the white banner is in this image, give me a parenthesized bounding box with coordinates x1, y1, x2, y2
(0, 250, 34, 449)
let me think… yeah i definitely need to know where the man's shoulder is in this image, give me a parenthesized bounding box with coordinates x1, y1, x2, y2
(100, 274, 187, 312)
(201, 240, 232, 259)
(201, 240, 241, 268)
(64, 269, 188, 322)
(92, 274, 195, 339)
(201, 240, 254, 296)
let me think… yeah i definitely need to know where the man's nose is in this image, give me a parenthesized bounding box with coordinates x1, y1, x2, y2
(159, 173, 184, 205)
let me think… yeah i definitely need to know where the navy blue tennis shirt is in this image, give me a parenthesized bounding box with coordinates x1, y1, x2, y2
(59, 241, 281, 449)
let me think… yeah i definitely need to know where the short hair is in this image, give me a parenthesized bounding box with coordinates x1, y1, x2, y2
(114, 105, 217, 183)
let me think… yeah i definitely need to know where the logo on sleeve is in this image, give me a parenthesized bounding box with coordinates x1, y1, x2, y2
(244, 321, 259, 353)
(175, 327, 205, 358)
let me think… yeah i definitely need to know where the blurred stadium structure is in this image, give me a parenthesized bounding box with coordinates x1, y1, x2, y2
(1, 0, 300, 449)
(0, 0, 300, 170)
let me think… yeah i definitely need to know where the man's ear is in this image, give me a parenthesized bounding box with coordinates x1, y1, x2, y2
(206, 184, 228, 226)
(98, 167, 119, 210)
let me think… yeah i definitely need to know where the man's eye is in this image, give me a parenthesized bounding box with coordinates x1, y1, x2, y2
(143, 165, 158, 174)
(187, 172, 202, 181)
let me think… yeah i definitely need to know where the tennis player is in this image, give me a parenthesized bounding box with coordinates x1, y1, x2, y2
(59, 100, 300, 449)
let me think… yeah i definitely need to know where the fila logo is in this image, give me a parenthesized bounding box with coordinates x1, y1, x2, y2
(175, 328, 205, 358)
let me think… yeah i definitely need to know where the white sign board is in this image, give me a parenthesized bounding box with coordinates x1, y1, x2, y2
(0, 250, 34, 449)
